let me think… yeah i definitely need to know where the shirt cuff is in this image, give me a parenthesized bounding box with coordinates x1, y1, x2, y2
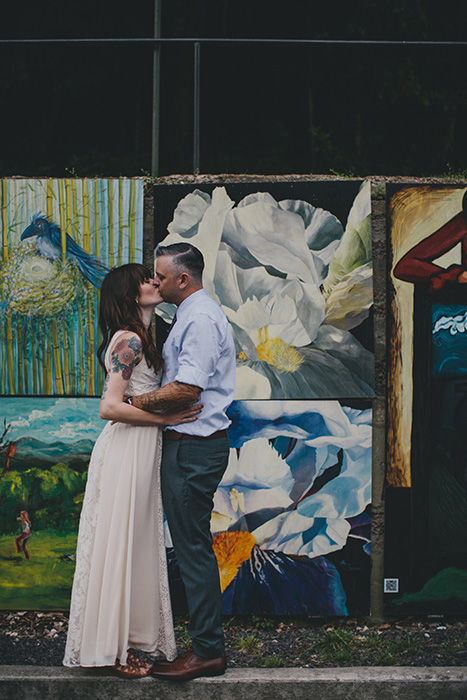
(176, 365, 210, 390)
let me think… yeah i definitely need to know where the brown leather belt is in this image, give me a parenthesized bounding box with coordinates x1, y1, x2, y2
(165, 429, 228, 441)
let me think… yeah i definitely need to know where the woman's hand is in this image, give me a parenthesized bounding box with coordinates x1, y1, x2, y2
(161, 402, 203, 425)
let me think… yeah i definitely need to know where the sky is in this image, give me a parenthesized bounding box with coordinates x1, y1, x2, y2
(1, 397, 102, 444)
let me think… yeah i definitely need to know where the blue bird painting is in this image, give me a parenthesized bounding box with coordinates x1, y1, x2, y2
(20, 214, 109, 288)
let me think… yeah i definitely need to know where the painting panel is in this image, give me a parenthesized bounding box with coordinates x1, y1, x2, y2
(0, 397, 102, 610)
(386, 184, 467, 615)
(0, 178, 144, 396)
(168, 399, 372, 617)
(154, 181, 374, 400)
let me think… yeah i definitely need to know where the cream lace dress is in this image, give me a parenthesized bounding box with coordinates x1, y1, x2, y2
(63, 331, 177, 667)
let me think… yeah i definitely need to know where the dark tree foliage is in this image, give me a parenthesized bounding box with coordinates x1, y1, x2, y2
(0, 464, 86, 535)
(0, 0, 466, 176)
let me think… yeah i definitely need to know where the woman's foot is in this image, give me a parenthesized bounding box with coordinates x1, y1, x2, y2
(113, 652, 152, 679)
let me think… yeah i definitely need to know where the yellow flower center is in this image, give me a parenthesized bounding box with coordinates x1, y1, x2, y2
(213, 531, 256, 592)
(237, 326, 303, 372)
(256, 326, 303, 373)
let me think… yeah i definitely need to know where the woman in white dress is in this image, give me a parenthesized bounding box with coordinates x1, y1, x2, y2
(63, 263, 201, 678)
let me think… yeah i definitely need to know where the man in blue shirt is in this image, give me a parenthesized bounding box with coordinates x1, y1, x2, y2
(130, 243, 236, 680)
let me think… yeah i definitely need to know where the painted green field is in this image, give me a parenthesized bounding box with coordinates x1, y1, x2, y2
(0, 531, 77, 610)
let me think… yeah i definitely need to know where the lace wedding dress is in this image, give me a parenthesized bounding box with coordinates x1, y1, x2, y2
(63, 331, 177, 667)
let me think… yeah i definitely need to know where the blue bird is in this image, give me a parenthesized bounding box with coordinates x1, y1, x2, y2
(20, 214, 109, 288)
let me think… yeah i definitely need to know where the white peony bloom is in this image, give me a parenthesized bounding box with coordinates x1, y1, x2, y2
(156, 182, 373, 398)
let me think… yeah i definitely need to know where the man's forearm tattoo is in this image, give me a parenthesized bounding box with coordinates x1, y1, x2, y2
(131, 382, 200, 412)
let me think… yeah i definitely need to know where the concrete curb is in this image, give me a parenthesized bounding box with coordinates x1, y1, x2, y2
(0, 666, 466, 700)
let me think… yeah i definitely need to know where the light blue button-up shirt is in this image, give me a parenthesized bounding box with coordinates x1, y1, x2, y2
(162, 288, 236, 435)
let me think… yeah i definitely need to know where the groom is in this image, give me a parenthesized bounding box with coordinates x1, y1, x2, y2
(129, 242, 236, 680)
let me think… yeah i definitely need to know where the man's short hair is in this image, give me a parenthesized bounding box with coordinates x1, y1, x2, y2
(156, 243, 204, 283)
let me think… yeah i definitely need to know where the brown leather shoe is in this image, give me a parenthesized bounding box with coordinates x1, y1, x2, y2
(152, 649, 226, 681)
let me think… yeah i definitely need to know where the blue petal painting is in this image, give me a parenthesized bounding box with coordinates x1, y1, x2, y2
(170, 399, 372, 616)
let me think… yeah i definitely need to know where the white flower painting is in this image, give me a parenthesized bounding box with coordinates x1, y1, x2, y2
(154, 181, 373, 399)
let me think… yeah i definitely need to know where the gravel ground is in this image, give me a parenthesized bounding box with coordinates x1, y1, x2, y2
(1, 612, 466, 668)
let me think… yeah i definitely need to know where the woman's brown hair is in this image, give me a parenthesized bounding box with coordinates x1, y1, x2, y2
(97, 263, 163, 371)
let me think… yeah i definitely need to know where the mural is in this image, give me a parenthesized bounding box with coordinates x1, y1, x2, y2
(1, 397, 371, 615)
(153, 181, 374, 400)
(386, 185, 467, 614)
(0, 179, 372, 617)
(0, 178, 143, 396)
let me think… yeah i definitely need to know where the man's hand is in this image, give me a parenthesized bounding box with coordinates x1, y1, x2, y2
(130, 381, 201, 413)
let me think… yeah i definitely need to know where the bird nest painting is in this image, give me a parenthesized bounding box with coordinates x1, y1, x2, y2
(0, 179, 143, 395)
(2, 240, 82, 316)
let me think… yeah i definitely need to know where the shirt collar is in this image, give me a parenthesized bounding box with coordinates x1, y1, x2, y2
(176, 288, 207, 318)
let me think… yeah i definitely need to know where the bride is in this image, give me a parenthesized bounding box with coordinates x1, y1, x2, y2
(63, 263, 201, 678)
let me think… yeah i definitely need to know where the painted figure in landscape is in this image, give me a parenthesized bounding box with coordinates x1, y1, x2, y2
(63, 263, 202, 678)
(15, 511, 31, 560)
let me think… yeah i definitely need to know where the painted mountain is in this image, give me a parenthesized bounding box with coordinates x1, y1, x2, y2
(4, 437, 95, 472)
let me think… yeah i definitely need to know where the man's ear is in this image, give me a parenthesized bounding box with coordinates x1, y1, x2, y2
(178, 272, 190, 289)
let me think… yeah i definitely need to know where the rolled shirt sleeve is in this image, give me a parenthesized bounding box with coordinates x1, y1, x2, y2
(175, 314, 221, 390)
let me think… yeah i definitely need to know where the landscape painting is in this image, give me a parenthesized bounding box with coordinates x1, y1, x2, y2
(386, 185, 467, 615)
(1, 397, 371, 616)
(154, 181, 374, 400)
(0, 397, 102, 609)
(0, 178, 143, 396)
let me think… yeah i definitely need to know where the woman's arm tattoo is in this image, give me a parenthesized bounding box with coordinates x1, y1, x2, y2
(100, 336, 143, 401)
(110, 336, 142, 381)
